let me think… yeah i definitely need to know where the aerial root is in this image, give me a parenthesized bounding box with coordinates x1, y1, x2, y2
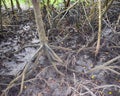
(1, 43, 64, 96)
(87, 55, 120, 75)
(44, 43, 64, 76)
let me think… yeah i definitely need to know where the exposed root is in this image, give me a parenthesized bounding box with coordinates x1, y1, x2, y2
(18, 64, 27, 96)
(44, 44, 64, 76)
(56, 0, 79, 27)
(71, 83, 120, 96)
(95, 0, 102, 56)
(1, 45, 43, 96)
(1, 43, 65, 96)
(44, 44, 63, 63)
(13, 44, 72, 54)
(87, 55, 120, 75)
(70, 75, 120, 96)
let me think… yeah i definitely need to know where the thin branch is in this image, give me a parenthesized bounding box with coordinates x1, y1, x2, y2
(95, 0, 102, 56)
(87, 55, 120, 73)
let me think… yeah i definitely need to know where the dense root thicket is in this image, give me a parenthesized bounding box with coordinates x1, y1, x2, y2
(0, 0, 120, 96)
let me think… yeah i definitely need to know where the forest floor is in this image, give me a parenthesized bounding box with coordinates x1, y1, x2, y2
(0, 3, 120, 96)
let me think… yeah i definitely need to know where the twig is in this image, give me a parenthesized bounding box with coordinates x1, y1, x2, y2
(77, 45, 86, 54)
(82, 84, 96, 96)
(1, 45, 43, 96)
(103, 55, 120, 66)
(18, 64, 28, 96)
(50, 45, 72, 51)
(114, 14, 120, 31)
(87, 55, 120, 74)
(14, 43, 72, 54)
(71, 87, 82, 95)
(106, 68, 120, 75)
(94, 84, 120, 89)
(81, 2, 94, 33)
(56, 0, 79, 27)
(109, 46, 120, 49)
(13, 44, 40, 54)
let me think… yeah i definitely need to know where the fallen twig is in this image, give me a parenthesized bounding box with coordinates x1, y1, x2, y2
(87, 55, 120, 74)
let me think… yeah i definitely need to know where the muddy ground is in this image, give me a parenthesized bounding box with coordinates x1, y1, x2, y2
(0, 2, 120, 96)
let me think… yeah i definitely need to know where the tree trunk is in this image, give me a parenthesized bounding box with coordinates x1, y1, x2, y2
(0, 0, 2, 31)
(31, 0, 63, 75)
(2, 0, 8, 12)
(32, 0, 48, 45)
(10, 0, 14, 14)
(16, 0, 22, 11)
